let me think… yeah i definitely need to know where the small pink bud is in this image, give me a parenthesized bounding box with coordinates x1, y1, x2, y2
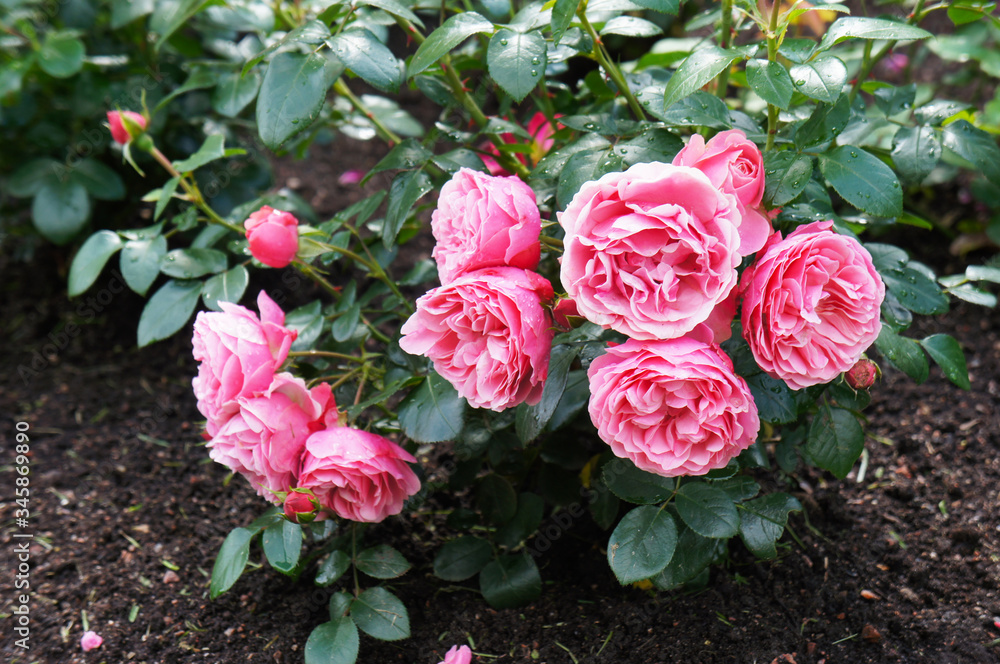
(338, 170, 364, 185)
(107, 111, 147, 145)
(81, 630, 103, 652)
(284, 490, 319, 524)
(439, 644, 472, 664)
(553, 298, 583, 330)
(846, 359, 879, 390)
(244, 206, 300, 268)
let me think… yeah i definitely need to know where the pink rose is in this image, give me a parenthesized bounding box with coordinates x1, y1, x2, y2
(107, 110, 147, 144)
(672, 129, 771, 255)
(399, 267, 554, 411)
(81, 630, 103, 652)
(739, 220, 885, 390)
(208, 373, 336, 501)
(298, 428, 421, 523)
(559, 162, 742, 341)
(192, 291, 298, 436)
(283, 490, 320, 523)
(438, 645, 473, 664)
(482, 112, 558, 175)
(431, 168, 541, 284)
(588, 337, 760, 477)
(245, 206, 299, 268)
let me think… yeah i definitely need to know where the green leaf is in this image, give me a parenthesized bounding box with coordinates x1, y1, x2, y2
(738, 493, 801, 559)
(745, 372, 798, 424)
(630, 0, 679, 13)
(920, 334, 970, 390)
(600, 16, 663, 37)
(212, 69, 263, 117)
(891, 125, 941, 184)
(68, 231, 123, 297)
(589, 481, 620, 530)
(610, 128, 684, 166)
(487, 29, 547, 103)
(120, 236, 167, 297)
(818, 146, 902, 217)
(550, 0, 578, 44)
(397, 372, 466, 443)
(383, 169, 432, 249)
(153, 177, 181, 222)
(805, 407, 864, 479)
(111, 0, 154, 29)
(286, 300, 325, 351)
(789, 57, 847, 104)
(242, 20, 331, 76)
(366, 138, 433, 181)
(651, 527, 720, 589)
(304, 618, 359, 664)
(601, 458, 675, 505)
(160, 248, 227, 279)
(355, 0, 424, 27)
(210, 527, 253, 598)
(607, 505, 678, 584)
(316, 550, 352, 587)
(656, 90, 732, 129)
(941, 120, 1000, 184)
(151, 0, 217, 50)
(714, 476, 761, 502)
(7, 158, 62, 198)
(262, 519, 303, 574)
(967, 265, 1000, 284)
(476, 473, 518, 524)
(433, 536, 494, 581)
(328, 29, 403, 93)
(32, 179, 90, 245)
(173, 134, 230, 173)
(557, 147, 622, 210)
(38, 32, 85, 78)
(873, 83, 916, 117)
(70, 159, 126, 201)
(818, 17, 933, 51)
(407, 12, 494, 78)
(201, 265, 249, 311)
(329, 591, 352, 620)
(356, 545, 411, 580)
(515, 345, 578, 442)
(153, 68, 219, 114)
(914, 99, 971, 126)
(661, 46, 742, 110)
(675, 483, 740, 539)
(946, 283, 997, 307)
(496, 493, 545, 549)
(137, 279, 203, 347)
(350, 587, 410, 641)
(763, 151, 813, 207)
(881, 266, 949, 315)
(746, 59, 794, 110)
(331, 303, 361, 342)
(479, 553, 542, 609)
(257, 51, 343, 150)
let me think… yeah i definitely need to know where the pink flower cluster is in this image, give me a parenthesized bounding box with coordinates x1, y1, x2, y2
(400, 168, 555, 412)
(561, 130, 885, 478)
(193, 291, 419, 522)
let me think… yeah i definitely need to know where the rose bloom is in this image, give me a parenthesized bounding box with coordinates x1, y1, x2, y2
(438, 645, 473, 664)
(431, 168, 541, 284)
(192, 291, 297, 436)
(298, 428, 421, 523)
(482, 111, 558, 175)
(559, 162, 742, 340)
(588, 337, 760, 477)
(739, 220, 885, 390)
(672, 129, 771, 255)
(399, 267, 554, 411)
(245, 206, 299, 268)
(107, 110, 146, 144)
(208, 373, 336, 502)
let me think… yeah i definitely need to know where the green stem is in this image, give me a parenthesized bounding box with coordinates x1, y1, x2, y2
(288, 350, 374, 364)
(540, 234, 564, 253)
(149, 147, 244, 234)
(351, 523, 360, 596)
(333, 79, 402, 146)
(848, 0, 927, 103)
(764, 0, 782, 152)
(344, 222, 414, 315)
(577, 10, 647, 121)
(716, 0, 734, 98)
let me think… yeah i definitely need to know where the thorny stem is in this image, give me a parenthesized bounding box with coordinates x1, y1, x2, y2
(764, 0, 782, 151)
(576, 9, 647, 121)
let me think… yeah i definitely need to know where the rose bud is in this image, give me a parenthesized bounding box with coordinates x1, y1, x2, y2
(553, 297, 584, 330)
(283, 490, 320, 524)
(81, 630, 103, 652)
(107, 111, 147, 145)
(846, 358, 880, 390)
(244, 206, 300, 268)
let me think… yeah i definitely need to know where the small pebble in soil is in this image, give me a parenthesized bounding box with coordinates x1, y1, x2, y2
(162, 570, 180, 584)
(862, 624, 881, 643)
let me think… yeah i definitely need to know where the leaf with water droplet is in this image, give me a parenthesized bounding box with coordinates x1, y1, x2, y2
(818, 146, 902, 217)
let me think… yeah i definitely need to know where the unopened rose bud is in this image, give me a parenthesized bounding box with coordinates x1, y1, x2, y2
(283, 490, 319, 524)
(81, 630, 103, 652)
(107, 111, 147, 145)
(553, 297, 584, 330)
(846, 359, 879, 390)
(244, 206, 300, 268)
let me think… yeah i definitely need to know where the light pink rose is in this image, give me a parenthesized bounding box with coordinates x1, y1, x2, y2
(298, 428, 421, 523)
(672, 129, 771, 255)
(192, 291, 297, 436)
(81, 630, 103, 652)
(399, 267, 554, 411)
(438, 645, 473, 664)
(107, 110, 146, 144)
(739, 220, 885, 390)
(559, 162, 742, 341)
(208, 373, 336, 501)
(245, 206, 299, 268)
(431, 168, 541, 284)
(588, 337, 760, 477)
(482, 112, 559, 175)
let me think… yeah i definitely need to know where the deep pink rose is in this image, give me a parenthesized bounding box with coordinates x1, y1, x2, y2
(192, 291, 297, 436)
(399, 267, 554, 411)
(552, 297, 582, 330)
(298, 428, 421, 523)
(283, 490, 320, 523)
(482, 112, 558, 175)
(81, 631, 103, 652)
(438, 645, 473, 664)
(245, 206, 299, 268)
(559, 162, 742, 341)
(739, 220, 885, 390)
(672, 129, 771, 255)
(208, 373, 336, 501)
(431, 168, 541, 284)
(588, 337, 760, 477)
(107, 110, 146, 144)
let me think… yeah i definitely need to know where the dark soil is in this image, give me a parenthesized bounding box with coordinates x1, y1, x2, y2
(3, 128, 1000, 664)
